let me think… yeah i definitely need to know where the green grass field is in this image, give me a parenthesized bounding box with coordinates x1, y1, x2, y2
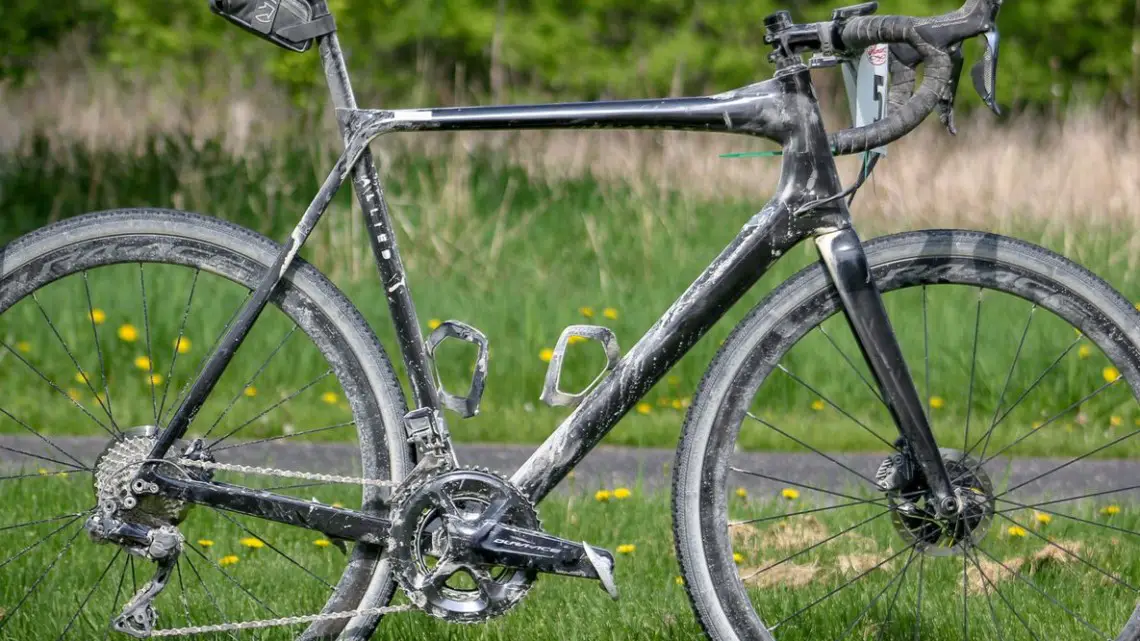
(2, 473, 1138, 640)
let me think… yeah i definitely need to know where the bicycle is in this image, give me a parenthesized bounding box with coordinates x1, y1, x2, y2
(3, 0, 1139, 638)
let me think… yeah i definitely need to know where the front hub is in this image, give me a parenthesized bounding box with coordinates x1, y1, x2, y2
(887, 449, 995, 556)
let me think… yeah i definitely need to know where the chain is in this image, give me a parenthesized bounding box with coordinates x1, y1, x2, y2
(148, 604, 414, 637)
(130, 458, 407, 636)
(175, 458, 399, 488)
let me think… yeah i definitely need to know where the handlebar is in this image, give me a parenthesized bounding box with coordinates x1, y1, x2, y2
(820, 0, 1001, 154)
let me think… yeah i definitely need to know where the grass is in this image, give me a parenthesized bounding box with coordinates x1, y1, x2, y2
(2, 473, 1138, 640)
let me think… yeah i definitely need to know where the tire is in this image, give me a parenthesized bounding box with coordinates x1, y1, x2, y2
(674, 230, 1140, 641)
(0, 209, 412, 641)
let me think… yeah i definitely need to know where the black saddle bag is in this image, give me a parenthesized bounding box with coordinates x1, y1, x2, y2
(209, 0, 335, 53)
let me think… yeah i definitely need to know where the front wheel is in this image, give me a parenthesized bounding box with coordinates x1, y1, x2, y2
(674, 230, 1140, 641)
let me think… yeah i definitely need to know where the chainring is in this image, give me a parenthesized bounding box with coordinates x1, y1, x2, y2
(388, 467, 539, 623)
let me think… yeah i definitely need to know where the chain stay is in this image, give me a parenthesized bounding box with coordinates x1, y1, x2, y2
(131, 458, 403, 637)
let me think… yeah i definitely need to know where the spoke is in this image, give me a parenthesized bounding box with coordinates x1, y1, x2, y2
(769, 542, 917, 631)
(1, 340, 116, 438)
(974, 543, 1110, 639)
(186, 543, 278, 617)
(157, 269, 200, 420)
(818, 325, 884, 405)
(0, 470, 88, 481)
(729, 466, 889, 506)
(776, 365, 899, 451)
(207, 370, 333, 448)
(991, 335, 1084, 432)
(739, 510, 891, 585)
(212, 420, 354, 452)
(962, 287, 983, 451)
(102, 554, 131, 641)
(31, 291, 118, 429)
(871, 546, 913, 641)
(745, 412, 878, 486)
(182, 554, 243, 641)
(256, 479, 337, 492)
(996, 417, 1138, 498)
(730, 498, 887, 527)
(0, 442, 89, 471)
(139, 264, 159, 425)
(203, 326, 299, 440)
(175, 562, 194, 628)
(0, 404, 89, 469)
(995, 497, 1140, 539)
(1004, 483, 1140, 511)
(977, 376, 1122, 470)
(912, 554, 924, 641)
(976, 304, 1036, 465)
(965, 546, 1044, 641)
(212, 509, 335, 591)
(922, 286, 931, 421)
(0, 511, 92, 533)
(0, 523, 85, 633)
(995, 511, 1138, 592)
(831, 547, 916, 641)
(83, 271, 116, 425)
(162, 291, 252, 426)
(55, 549, 122, 641)
(0, 513, 86, 570)
(962, 538, 968, 641)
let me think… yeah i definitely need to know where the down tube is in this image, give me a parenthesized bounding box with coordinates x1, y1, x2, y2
(512, 200, 811, 502)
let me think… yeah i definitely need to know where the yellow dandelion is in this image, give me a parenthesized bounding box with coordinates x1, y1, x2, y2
(539, 348, 554, 363)
(594, 489, 611, 502)
(1032, 421, 1044, 429)
(1111, 415, 1123, 427)
(427, 319, 442, 330)
(321, 392, 339, 405)
(148, 374, 163, 385)
(1078, 345, 1092, 359)
(15, 341, 31, 353)
(675, 576, 684, 585)
(568, 335, 587, 346)
(811, 399, 825, 411)
(671, 398, 684, 410)
(733, 552, 744, 564)
(66, 388, 82, 402)
(314, 539, 331, 548)
(1035, 512, 1052, 525)
(603, 307, 619, 320)
(74, 371, 90, 385)
(197, 539, 214, 548)
(243, 386, 257, 397)
(218, 555, 239, 567)
(1104, 366, 1121, 383)
(1102, 505, 1121, 516)
(735, 487, 748, 498)
(173, 337, 191, 354)
(636, 402, 651, 415)
(239, 537, 265, 550)
(613, 488, 631, 500)
(929, 396, 945, 409)
(781, 488, 800, 500)
(134, 355, 151, 371)
(118, 324, 138, 342)
(667, 375, 681, 386)
(1007, 526, 1027, 537)
(1135, 302, 1140, 311)
(56, 471, 68, 478)
(89, 308, 106, 325)
(578, 307, 595, 318)
(616, 544, 636, 554)
(37, 468, 48, 475)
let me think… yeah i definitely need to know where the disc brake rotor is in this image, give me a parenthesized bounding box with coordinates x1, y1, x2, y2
(888, 449, 995, 556)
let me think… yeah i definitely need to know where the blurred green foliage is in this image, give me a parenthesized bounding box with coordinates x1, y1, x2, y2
(2, 0, 1138, 107)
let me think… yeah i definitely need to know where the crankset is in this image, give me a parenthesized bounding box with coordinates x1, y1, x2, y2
(389, 467, 618, 623)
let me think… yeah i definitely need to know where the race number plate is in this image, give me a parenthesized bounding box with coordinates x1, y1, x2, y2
(841, 43, 890, 156)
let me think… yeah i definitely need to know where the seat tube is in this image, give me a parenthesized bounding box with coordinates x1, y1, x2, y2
(316, 28, 441, 412)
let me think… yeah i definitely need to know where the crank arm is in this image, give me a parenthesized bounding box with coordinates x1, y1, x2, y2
(146, 472, 390, 544)
(468, 522, 618, 596)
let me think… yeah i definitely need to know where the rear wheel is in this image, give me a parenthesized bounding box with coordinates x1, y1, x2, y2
(0, 209, 411, 640)
(674, 230, 1140, 641)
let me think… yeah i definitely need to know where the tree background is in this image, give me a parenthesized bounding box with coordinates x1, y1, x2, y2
(2, 0, 1138, 110)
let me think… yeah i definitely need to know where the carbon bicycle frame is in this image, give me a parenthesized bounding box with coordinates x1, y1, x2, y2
(144, 27, 960, 541)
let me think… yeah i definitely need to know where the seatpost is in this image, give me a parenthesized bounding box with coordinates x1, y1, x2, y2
(313, 4, 442, 413)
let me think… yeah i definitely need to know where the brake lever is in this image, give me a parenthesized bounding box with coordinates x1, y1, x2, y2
(935, 44, 964, 136)
(970, 28, 1001, 115)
